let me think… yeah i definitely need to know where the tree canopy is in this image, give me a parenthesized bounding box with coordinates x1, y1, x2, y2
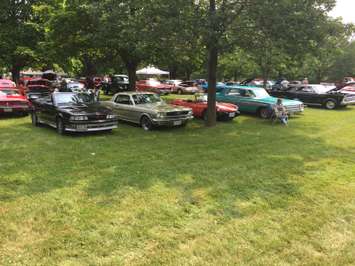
(0, 0, 354, 124)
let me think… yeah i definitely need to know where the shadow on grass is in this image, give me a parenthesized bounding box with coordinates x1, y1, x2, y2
(0, 115, 353, 220)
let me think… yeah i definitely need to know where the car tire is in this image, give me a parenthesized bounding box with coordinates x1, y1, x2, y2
(56, 117, 65, 135)
(31, 112, 39, 127)
(324, 99, 337, 110)
(140, 116, 153, 131)
(258, 107, 270, 119)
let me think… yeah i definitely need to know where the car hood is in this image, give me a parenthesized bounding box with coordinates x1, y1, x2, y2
(0, 95, 28, 102)
(139, 102, 191, 112)
(59, 103, 113, 115)
(216, 102, 238, 111)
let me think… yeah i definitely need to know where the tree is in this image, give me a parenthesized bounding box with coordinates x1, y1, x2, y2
(0, 0, 45, 82)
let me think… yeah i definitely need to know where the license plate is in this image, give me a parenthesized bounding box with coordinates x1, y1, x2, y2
(173, 120, 182, 126)
(77, 125, 88, 130)
(4, 108, 12, 113)
(229, 112, 235, 117)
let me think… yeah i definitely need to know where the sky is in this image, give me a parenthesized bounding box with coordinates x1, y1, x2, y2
(329, 0, 355, 24)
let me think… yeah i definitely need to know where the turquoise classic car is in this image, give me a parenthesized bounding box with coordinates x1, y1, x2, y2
(216, 86, 304, 119)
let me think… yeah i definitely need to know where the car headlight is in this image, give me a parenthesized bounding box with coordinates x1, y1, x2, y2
(156, 112, 165, 118)
(107, 114, 117, 119)
(70, 115, 88, 121)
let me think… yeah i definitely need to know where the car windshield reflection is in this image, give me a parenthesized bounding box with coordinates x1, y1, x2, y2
(253, 89, 270, 98)
(54, 93, 95, 105)
(0, 89, 20, 96)
(132, 94, 162, 104)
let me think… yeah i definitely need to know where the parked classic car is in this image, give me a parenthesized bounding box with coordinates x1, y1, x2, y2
(172, 95, 239, 121)
(102, 75, 130, 95)
(217, 86, 304, 119)
(61, 81, 86, 93)
(172, 81, 201, 94)
(0, 79, 16, 89)
(270, 84, 355, 110)
(31, 92, 118, 134)
(0, 89, 30, 115)
(162, 80, 182, 86)
(201, 82, 226, 92)
(240, 78, 274, 89)
(26, 78, 53, 101)
(136, 79, 173, 95)
(338, 83, 355, 94)
(104, 92, 193, 130)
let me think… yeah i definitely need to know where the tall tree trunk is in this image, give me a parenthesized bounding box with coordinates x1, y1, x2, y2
(11, 66, 21, 84)
(126, 62, 137, 91)
(185, 70, 192, 81)
(169, 65, 177, 79)
(206, 0, 217, 127)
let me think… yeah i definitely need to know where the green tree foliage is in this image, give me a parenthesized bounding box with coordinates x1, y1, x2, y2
(0, 0, 45, 82)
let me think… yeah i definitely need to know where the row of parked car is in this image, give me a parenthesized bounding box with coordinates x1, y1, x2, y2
(1, 76, 355, 135)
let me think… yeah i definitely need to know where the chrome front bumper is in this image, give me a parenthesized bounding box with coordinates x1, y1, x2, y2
(65, 120, 118, 132)
(152, 115, 193, 126)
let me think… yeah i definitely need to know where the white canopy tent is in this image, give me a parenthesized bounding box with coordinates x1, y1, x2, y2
(136, 66, 169, 76)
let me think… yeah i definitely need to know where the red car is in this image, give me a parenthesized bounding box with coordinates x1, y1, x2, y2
(340, 84, 355, 93)
(0, 79, 16, 89)
(172, 95, 239, 121)
(26, 78, 53, 101)
(0, 89, 31, 115)
(136, 79, 173, 94)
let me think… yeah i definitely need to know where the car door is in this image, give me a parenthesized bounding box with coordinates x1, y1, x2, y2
(292, 87, 316, 105)
(39, 96, 57, 126)
(220, 88, 252, 112)
(113, 94, 134, 121)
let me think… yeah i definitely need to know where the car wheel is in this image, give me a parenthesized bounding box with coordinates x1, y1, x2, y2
(258, 108, 270, 119)
(31, 112, 39, 126)
(56, 117, 65, 135)
(324, 99, 337, 110)
(141, 116, 153, 131)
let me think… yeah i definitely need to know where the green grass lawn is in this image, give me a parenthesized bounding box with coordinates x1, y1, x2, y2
(1, 102, 355, 265)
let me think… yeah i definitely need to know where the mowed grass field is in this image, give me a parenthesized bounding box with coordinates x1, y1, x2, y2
(0, 100, 355, 265)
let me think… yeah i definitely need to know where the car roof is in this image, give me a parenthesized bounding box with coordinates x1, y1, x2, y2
(228, 85, 265, 90)
(115, 91, 155, 96)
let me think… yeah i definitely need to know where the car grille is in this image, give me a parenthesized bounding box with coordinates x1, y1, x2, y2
(88, 115, 107, 121)
(0, 101, 28, 107)
(285, 104, 303, 113)
(166, 111, 189, 116)
(86, 122, 117, 129)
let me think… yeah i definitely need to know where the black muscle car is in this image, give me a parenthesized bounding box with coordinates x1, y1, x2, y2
(270, 84, 355, 110)
(31, 92, 118, 134)
(102, 75, 130, 95)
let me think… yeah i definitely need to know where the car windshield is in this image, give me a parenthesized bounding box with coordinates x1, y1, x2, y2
(147, 80, 161, 86)
(253, 89, 270, 98)
(0, 89, 20, 96)
(54, 93, 94, 105)
(311, 85, 332, 94)
(132, 94, 162, 104)
(68, 82, 84, 89)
